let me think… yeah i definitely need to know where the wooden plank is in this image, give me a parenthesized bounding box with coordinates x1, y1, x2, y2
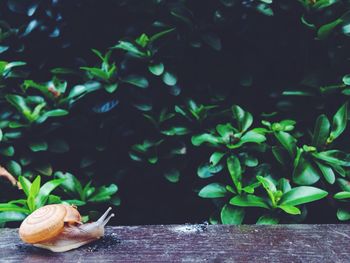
(0, 224, 349, 262)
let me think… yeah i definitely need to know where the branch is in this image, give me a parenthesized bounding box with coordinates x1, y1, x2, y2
(0, 165, 19, 188)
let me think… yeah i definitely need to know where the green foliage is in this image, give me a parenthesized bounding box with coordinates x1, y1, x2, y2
(0, 176, 64, 223)
(55, 172, 120, 206)
(1, 0, 350, 226)
(194, 105, 347, 224)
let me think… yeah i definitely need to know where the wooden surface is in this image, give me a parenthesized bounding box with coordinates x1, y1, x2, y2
(0, 224, 349, 262)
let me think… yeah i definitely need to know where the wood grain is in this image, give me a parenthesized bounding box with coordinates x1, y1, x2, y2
(0, 224, 349, 262)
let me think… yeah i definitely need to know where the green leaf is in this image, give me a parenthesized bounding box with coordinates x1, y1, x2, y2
(334, 191, 350, 199)
(256, 214, 279, 225)
(162, 71, 177, 86)
(278, 205, 301, 215)
(6, 160, 21, 177)
(29, 176, 41, 197)
(9, 199, 27, 206)
(227, 130, 266, 149)
(197, 163, 223, 178)
(337, 208, 350, 221)
(5, 61, 26, 70)
(88, 184, 118, 202)
(191, 133, 220, 146)
(161, 127, 190, 136)
(164, 169, 180, 183)
(18, 176, 31, 197)
(329, 164, 346, 177)
(149, 28, 176, 43)
(279, 186, 328, 206)
(342, 88, 350, 95)
(135, 33, 150, 47)
(337, 178, 350, 192)
(313, 150, 350, 167)
(282, 90, 315, 97)
(220, 205, 244, 225)
(274, 131, 296, 158)
(61, 200, 86, 206)
(229, 194, 270, 209)
(66, 83, 101, 101)
(313, 0, 340, 9)
(329, 103, 348, 141)
(315, 161, 335, 184)
(256, 4, 273, 16)
(35, 179, 65, 207)
(170, 7, 193, 27)
(0, 211, 26, 223)
(243, 154, 258, 167)
(91, 48, 105, 60)
(47, 194, 62, 204)
(277, 178, 291, 193)
(216, 123, 235, 138)
(80, 67, 109, 80)
(148, 63, 164, 76)
(232, 105, 253, 132)
(23, 80, 53, 98)
(210, 152, 225, 166)
(272, 146, 288, 165)
(257, 176, 277, 193)
(242, 182, 261, 194)
(227, 156, 242, 193)
(0, 203, 29, 213)
(148, 154, 158, 164)
(343, 74, 350, 85)
(36, 109, 68, 123)
(198, 183, 228, 198)
(317, 18, 342, 40)
(35, 163, 53, 176)
(0, 146, 15, 157)
(301, 15, 316, 29)
(82, 181, 95, 200)
(110, 196, 121, 206)
(122, 75, 149, 88)
(105, 83, 118, 93)
(257, 176, 278, 207)
(312, 114, 330, 148)
(27, 193, 35, 211)
(293, 157, 320, 185)
(5, 94, 31, 118)
(55, 171, 83, 198)
(51, 67, 79, 75)
(112, 41, 149, 57)
(28, 140, 48, 152)
(239, 130, 266, 145)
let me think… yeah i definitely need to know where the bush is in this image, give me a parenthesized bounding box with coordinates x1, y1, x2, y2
(1, 0, 350, 225)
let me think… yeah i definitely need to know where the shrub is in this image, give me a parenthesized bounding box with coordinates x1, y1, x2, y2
(1, 0, 350, 225)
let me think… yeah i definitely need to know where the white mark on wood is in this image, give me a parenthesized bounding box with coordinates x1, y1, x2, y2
(170, 225, 198, 234)
(332, 229, 350, 239)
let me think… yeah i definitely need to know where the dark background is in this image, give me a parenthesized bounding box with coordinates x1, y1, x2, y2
(0, 0, 348, 225)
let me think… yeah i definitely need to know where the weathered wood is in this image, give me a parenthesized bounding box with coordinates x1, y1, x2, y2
(0, 224, 349, 262)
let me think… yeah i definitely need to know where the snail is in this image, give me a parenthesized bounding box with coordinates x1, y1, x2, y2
(18, 204, 114, 252)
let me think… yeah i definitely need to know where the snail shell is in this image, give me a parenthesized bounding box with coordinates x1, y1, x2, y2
(19, 204, 82, 244)
(18, 204, 114, 252)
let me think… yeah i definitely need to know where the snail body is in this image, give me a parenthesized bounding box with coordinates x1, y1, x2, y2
(19, 204, 114, 252)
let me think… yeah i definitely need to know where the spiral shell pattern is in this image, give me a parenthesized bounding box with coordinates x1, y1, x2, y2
(19, 204, 67, 244)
